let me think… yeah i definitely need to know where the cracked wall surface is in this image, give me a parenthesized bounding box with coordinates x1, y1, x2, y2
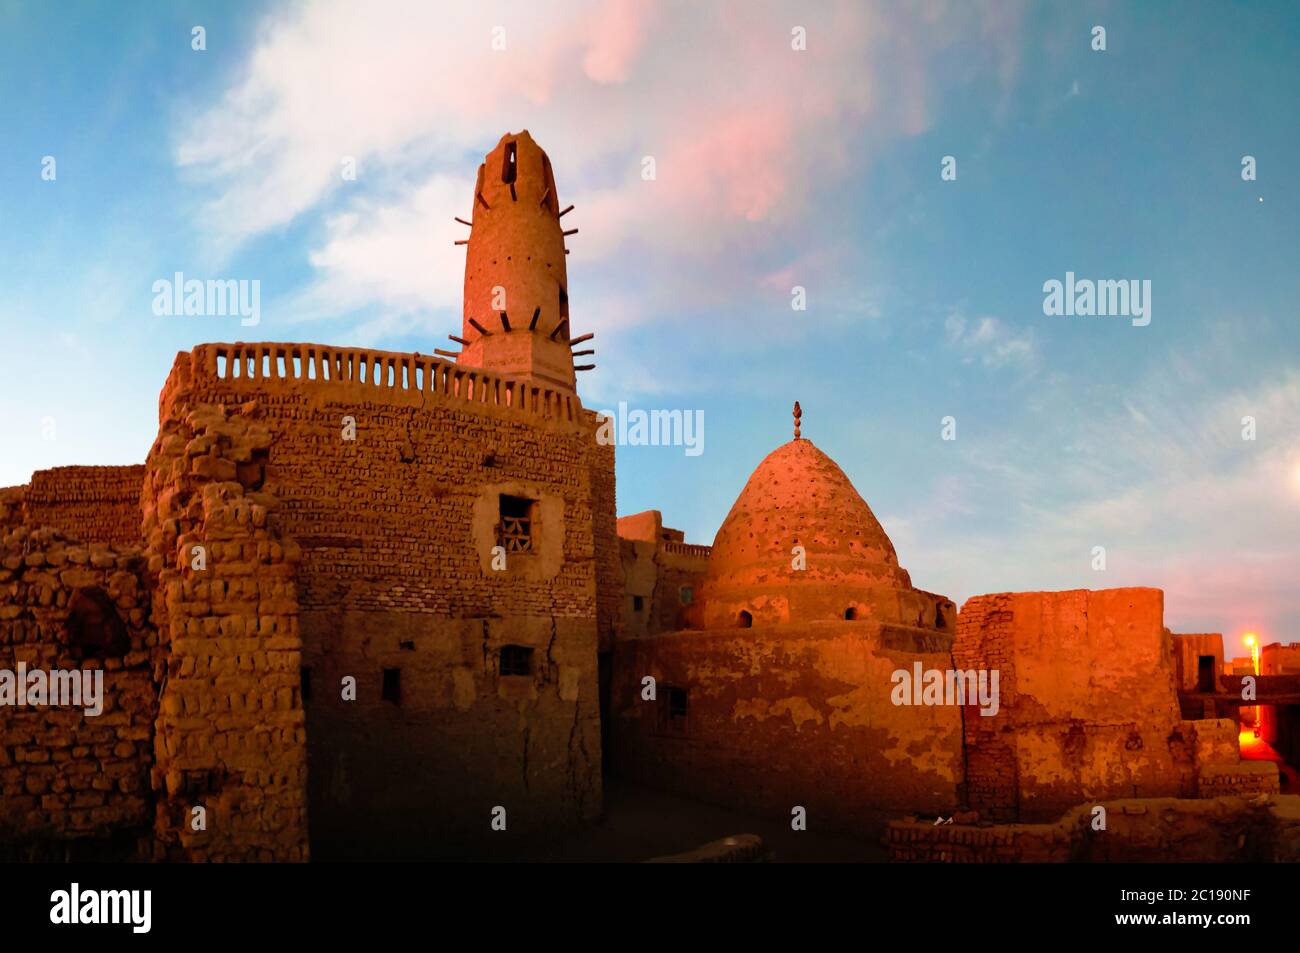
(610, 621, 964, 835)
(158, 343, 606, 857)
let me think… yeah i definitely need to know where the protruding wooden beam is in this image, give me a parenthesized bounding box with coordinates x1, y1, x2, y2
(476, 191, 490, 210)
(562, 227, 579, 237)
(449, 334, 470, 345)
(569, 332, 594, 346)
(574, 364, 596, 371)
(558, 204, 574, 218)
(509, 182, 517, 202)
(549, 320, 570, 342)
(528, 307, 540, 330)
(499, 312, 511, 332)
(538, 188, 550, 208)
(468, 318, 491, 336)
(434, 348, 460, 358)
(454, 239, 468, 246)
(565, 248, 570, 255)
(454, 216, 472, 226)
(572, 349, 594, 357)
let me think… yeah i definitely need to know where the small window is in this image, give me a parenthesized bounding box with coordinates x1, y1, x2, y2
(300, 667, 312, 703)
(382, 668, 401, 704)
(633, 595, 645, 613)
(500, 644, 533, 677)
(659, 686, 688, 735)
(499, 495, 537, 553)
(738, 610, 753, 628)
(844, 607, 857, 620)
(679, 586, 693, 605)
(501, 140, 518, 184)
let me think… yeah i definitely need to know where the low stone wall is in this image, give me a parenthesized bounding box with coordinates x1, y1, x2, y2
(0, 526, 155, 853)
(888, 794, 1300, 863)
(1197, 762, 1280, 798)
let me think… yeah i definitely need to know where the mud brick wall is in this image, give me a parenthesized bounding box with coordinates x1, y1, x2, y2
(0, 527, 155, 852)
(890, 795, 1300, 863)
(23, 466, 145, 548)
(144, 399, 308, 862)
(1197, 762, 1280, 797)
(157, 343, 605, 856)
(954, 589, 1193, 822)
(610, 621, 963, 836)
(589, 437, 622, 651)
(0, 487, 25, 533)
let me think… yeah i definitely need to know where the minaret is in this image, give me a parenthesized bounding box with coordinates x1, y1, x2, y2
(447, 131, 589, 392)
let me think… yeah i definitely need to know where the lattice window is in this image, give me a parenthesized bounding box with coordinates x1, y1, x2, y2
(498, 495, 537, 553)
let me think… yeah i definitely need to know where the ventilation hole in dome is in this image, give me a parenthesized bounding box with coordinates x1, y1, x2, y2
(844, 607, 858, 621)
(737, 610, 753, 629)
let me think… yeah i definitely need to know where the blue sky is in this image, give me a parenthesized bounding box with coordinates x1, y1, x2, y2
(1, 0, 1297, 653)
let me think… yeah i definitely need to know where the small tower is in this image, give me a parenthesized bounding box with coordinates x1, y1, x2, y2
(451, 131, 584, 392)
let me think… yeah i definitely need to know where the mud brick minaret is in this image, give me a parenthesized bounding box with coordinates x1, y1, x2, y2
(453, 130, 585, 392)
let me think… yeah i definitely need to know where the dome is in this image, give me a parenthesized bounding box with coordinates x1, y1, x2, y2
(696, 435, 935, 629)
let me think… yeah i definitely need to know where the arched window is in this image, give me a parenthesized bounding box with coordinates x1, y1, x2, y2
(737, 610, 753, 629)
(844, 607, 858, 621)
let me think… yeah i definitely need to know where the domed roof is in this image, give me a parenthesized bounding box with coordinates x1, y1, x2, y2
(695, 434, 922, 629)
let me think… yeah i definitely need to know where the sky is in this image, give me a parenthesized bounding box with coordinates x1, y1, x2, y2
(1, 0, 1297, 657)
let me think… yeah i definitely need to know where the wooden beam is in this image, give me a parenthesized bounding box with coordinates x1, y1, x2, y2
(454, 239, 468, 246)
(468, 318, 491, 336)
(528, 307, 541, 330)
(558, 204, 574, 218)
(574, 364, 596, 371)
(562, 227, 579, 237)
(568, 332, 594, 346)
(499, 312, 511, 332)
(572, 349, 594, 357)
(476, 191, 490, 210)
(434, 348, 460, 358)
(549, 320, 570, 341)
(449, 334, 470, 345)
(454, 216, 472, 226)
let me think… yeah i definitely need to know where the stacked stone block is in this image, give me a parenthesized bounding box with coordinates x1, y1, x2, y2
(143, 400, 308, 861)
(0, 526, 155, 853)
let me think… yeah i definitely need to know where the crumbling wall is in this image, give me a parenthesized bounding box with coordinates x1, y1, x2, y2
(0, 526, 155, 856)
(610, 621, 964, 835)
(889, 794, 1300, 863)
(157, 343, 604, 857)
(954, 589, 1191, 821)
(143, 396, 308, 862)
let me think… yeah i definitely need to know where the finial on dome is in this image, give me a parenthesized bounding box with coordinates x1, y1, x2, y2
(793, 401, 802, 440)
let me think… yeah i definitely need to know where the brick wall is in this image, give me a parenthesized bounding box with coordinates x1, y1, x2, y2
(610, 621, 963, 836)
(155, 343, 605, 856)
(0, 527, 155, 857)
(954, 589, 1192, 821)
(890, 795, 1300, 862)
(24, 466, 145, 549)
(143, 399, 308, 862)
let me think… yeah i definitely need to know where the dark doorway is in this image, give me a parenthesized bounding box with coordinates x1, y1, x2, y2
(1197, 656, 1216, 693)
